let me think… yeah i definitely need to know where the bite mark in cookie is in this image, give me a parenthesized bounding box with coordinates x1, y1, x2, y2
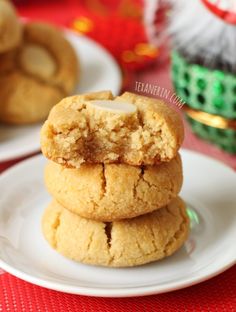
(41, 91, 184, 167)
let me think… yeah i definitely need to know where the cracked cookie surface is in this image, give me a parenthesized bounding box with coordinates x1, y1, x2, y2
(45, 154, 183, 221)
(0, 0, 22, 53)
(0, 22, 78, 124)
(40, 91, 184, 166)
(42, 197, 189, 267)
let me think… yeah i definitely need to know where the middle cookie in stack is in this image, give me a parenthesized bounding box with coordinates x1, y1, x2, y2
(44, 155, 183, 221)
(41, 90, 189, 267)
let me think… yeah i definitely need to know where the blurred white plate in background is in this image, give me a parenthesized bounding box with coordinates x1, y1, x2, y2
(0, 31, 122, 163)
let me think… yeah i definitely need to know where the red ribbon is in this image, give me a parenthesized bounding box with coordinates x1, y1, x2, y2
(201, 0, 236, 24)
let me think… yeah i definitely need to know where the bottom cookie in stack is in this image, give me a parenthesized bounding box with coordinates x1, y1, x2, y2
(42, 197, 189, 267)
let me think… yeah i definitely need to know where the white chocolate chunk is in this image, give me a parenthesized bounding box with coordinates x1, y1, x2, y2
(88, 100, 137, 114)
(20, 44, 56, 79)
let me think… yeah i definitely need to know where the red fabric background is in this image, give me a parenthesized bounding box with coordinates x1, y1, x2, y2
(0, 265, 235, 311)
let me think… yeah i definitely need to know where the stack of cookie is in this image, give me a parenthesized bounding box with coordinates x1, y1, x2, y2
(41, 91, 190, 267)
(0, 0, 78, 124)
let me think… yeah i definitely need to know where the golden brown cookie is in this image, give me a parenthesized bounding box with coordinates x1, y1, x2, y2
(41, 91, 184, 167)
(44, 154, 183, 221)
(0, 72, 64, 123)
(0, 0, 22, 53)
(0, 22, 78, 124)
(42, 197, 189, 267)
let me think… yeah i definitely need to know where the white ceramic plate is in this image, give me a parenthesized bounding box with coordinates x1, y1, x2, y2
(0, 150, 235, 297)
(0, 31, 122, 163)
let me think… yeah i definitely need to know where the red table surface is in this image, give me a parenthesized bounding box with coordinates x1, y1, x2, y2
(0, 1, 235, 311)
(0, 266, 235, 312)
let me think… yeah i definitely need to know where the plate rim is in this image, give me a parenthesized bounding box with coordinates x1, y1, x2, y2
(0, 257, 234, 297)
(0, 150, 235, 297)
(0, 146, 38, 164)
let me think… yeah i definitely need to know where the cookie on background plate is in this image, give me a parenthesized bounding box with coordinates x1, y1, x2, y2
(45, 154, 183, 221)
(41, 91, 184, 167)
(0, 22, 79, 124)
(42, 197, 189, 267)
(0, 0, 22, 53)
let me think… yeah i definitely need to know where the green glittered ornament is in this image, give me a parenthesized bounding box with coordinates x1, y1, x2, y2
(171, 51, 236, 119)
(171, 51, 236, 154)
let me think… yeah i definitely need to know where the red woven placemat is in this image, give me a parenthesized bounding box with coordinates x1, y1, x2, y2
(0, 266, 235, 311)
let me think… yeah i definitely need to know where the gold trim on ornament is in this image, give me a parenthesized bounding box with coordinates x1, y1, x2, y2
(184, 106, 236, 130)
